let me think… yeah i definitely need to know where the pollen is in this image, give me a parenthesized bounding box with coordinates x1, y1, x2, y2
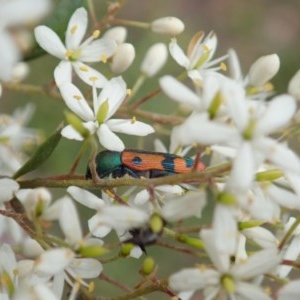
(89, 76, 99, 83)
(205, 146, 211, 155)
(79, 65, 89, 72)
(263, 82, 274, 92)
(101, 53, 107, 63)
(65, 49, 74, 58)
(126, 88, 132, 96)
(70, 25, 78, 34)
(73, 94, 82, 101)
(131, 116, 136, 124)
(220, 62, 227, 71)
(93, 30, 100, 38)
(88, 281, 95, 293)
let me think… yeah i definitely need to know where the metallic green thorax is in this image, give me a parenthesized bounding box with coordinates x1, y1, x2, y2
(96, 150, 122, 177)
(86, 150, 122, 178)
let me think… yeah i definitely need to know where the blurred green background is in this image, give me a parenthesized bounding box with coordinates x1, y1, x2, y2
(2, 0, 300, 298)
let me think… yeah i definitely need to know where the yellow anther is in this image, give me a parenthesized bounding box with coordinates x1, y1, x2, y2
(220, 62, 227, 71)
(101, 53, 107, 63)
(79, 65, 89, 72)
(73, 95, 82, 101)
(131, 116, 136, 124)
(205, 146, 211, 155)
(93, 30, 100, 38)
(65, 50, 74, 58)
(126, 88, 132, 96)
(263, 82, 274, 92)
(88, 281, 95, 293)
(70, 25, 78, 34)
(89, 76, 99, 82)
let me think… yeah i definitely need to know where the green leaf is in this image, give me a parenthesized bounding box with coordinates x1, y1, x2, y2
(13, 124, 63, 179)
(25, 0, 87, 60)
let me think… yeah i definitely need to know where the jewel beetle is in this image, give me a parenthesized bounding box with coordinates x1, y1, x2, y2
(86, 149, 205, 179)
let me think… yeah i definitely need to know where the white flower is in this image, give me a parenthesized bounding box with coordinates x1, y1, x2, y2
(0, 0, 51, 82)
(34, 7, 116, 87)
(58, 76, 154, 151)
(169, 31, 227, 84)
(169, 229, 281, 299)
(227, 49, 279, 100)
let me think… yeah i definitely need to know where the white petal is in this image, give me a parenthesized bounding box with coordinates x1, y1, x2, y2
(34, 26, 66, 59)
(171, 113, 237, 148)
(34, 248, 75, 274)
(256, 95, 296, 135)
(223, 79, 248, 131)
(212, 205, 238, 258)
(102, 26, 127, 45)
(288, 69, 300, 101)
(277, 236, 300, 278)
(242, 227, 278, 249)
(0, 178, 19, 204)
(106, 119, 154, 136)
(0, 244, 17, 277)
(69, 258, 102, 278)
(248, 54, 280, 87)
(81, 39, 117, 62)
(159, 75, 200, 108)
(61, 125, 84, 141)
(235, 282, 272, 300)
(227, 142, 256, 192)
(88, 215, 111, 237)
(169, 39, 190, 68)
(96, 76, 127, 118)
(169, 268, 218, 292)
(278, 279, 300, 300)
(94, 206, 149, 231)
(161, 191, 206, 222)
(59, 196, 82, 246)
(54, 61, 72, 86)
(233, 247, 281, 279)
(59, 83, 94, 121)
(260, 138, 300, 173)
(97, 124, 125, 151)
(65, 7, 87, 49)
(227, 49, 242, 82)
(67, 186, 105, 210)
(72, 62, 107, 88)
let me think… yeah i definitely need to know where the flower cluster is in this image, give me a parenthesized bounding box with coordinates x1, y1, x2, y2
(1, 2, 300, 300)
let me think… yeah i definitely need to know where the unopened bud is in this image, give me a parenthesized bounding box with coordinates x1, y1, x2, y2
(79, 245, 108, 257)
(11, 62, 29, 82)
(288, 69, 300, 101)
(103, 26, 127, 45)
(151, 16, 184, 36)
(248, 53, 280, 87)
(141, 257, 155, 275)
(140, 43, 168, 77)
(110, 43, 135, 74)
